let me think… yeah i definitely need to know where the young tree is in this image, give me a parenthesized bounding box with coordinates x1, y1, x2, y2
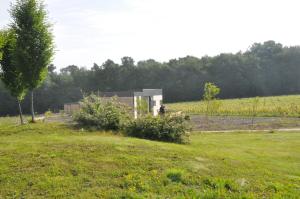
(10, 0, 54, 122)
(249, 97, 260, 128)
(203, 82, 221, 117)
(0, 30, 27, 124)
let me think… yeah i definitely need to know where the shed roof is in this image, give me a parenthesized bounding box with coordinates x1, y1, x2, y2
(100, 89, 162, 97)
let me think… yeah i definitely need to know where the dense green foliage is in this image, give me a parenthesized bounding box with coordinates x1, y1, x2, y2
(0, 122, 299, 198)
(125, 114, 190, 143)
(74, 95, 131, 131)
(0, 30, 27, 101)
(10, 0, 54, 90)
(1, 41, 300, 116)
(168, 95, 300, 117)
(203, 82, 220, 101)
(0, 29, 27, 124)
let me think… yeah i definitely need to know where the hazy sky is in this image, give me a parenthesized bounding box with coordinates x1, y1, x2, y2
(1, 0, 300, 69)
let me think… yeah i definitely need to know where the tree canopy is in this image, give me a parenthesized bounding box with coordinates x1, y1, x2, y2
(11, 0, 54, 90)
(0, 30, 27, 101)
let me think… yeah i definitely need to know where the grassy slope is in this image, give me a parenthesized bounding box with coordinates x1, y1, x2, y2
(167, 95, 300, 117)
(0, 123, 299, 198)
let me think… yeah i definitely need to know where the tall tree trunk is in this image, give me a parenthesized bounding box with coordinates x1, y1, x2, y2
(17, 99, 24, 125)
(30, 90, 35, 122)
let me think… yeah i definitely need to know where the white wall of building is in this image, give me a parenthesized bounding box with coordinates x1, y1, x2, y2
(133, 96, 139, 119)
(152, 95, 163, 116)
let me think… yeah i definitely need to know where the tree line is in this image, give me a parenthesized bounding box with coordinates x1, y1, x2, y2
(1, 40, 300, 117)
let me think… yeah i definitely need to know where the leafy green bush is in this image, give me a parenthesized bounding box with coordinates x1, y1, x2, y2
(74, 95, 131, 131)
(125, 114, 190, 143)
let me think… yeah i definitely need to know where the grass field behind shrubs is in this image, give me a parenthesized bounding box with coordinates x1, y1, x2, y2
(167, 95, 300, 117)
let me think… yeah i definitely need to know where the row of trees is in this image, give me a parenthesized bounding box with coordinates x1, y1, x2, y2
(1, 40, 300, 117)
(0, 0, 54, 123)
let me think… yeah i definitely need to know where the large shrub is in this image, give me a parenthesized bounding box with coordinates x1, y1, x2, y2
(125, 114, 191, 143)
(74, 95, 131, 131)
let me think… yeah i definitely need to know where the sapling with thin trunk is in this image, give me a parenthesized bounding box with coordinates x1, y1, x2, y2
(250, 97, 260, 128)
(203, 82, 221, 124)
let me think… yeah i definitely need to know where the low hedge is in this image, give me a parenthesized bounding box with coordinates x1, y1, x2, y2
(125, 114, 191, 143)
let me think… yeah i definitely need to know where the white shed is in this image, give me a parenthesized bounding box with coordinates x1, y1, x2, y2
(133, 89, 163, 118)
(99, 89, 163, 119)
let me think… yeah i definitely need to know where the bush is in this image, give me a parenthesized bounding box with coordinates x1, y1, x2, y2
(125, 114, 191, 143)
(74, 95, 131, 131)
(166, 169, 185, 183)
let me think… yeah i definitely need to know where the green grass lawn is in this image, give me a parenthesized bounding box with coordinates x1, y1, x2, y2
(167, 95, 300, 117)
(0, 123, 299, 198)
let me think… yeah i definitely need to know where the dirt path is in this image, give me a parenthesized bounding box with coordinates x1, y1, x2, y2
(191, 115, 300, 131)
(197, 128, 300, 133)
(44, 114, 73, 124)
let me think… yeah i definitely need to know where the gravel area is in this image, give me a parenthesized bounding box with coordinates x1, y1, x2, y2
(191, 115, 300, 131)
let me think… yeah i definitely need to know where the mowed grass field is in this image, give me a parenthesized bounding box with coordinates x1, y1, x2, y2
(0, 121, 299, 198)
(167, 95, 300, 117)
